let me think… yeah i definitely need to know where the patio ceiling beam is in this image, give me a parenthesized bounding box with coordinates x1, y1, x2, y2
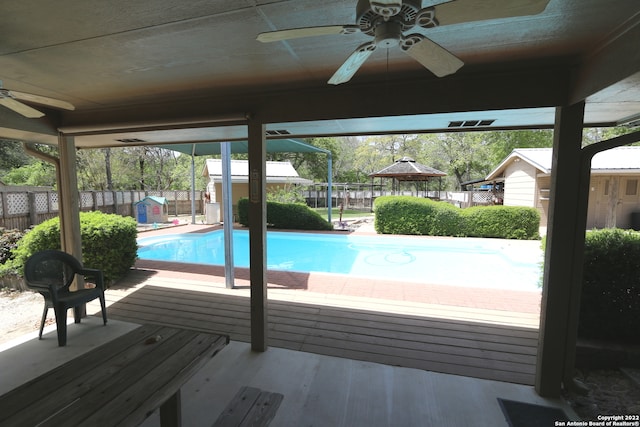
(570, 14, 640, 104)
(0, 107, 59, 145)
(56, 65, 572, 135)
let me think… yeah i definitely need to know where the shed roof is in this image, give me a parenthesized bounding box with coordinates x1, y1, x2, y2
(486, 146, 640, 180)
(203, 159, 312, 185)
(136, 196, 168, 205)
(369, 157, 447, 181)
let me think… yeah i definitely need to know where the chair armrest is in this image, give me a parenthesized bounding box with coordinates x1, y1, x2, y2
(79, 268, 105, 290)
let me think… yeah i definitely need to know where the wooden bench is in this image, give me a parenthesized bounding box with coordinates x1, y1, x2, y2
(0, 324, 229, 427)
(213, 386, 284, 427)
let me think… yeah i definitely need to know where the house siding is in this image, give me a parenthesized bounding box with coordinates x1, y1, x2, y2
(588, 174, 640, 229)
(489, 148, 640, 233)
(207, 182, 286, 222)
(503, 162, 537, 207)
(536, 175, 551, 228)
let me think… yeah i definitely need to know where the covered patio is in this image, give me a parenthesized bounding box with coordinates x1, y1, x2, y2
(2, 223, 558, 424)
(1, 318, 561, 426)
(1, 0, 640, 422)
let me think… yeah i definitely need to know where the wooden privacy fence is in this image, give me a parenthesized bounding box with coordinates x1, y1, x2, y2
(0, 190, 204, 231)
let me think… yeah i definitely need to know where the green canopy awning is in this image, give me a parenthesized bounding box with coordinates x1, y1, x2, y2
(160, 138, 328, 156)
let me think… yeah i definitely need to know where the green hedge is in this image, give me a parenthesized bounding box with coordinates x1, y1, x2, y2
(2, 211, 138, 284)
(579, 228, 640, 343)
(460, 205, 541, 240)
(237, 198, 333, 231)
(374, 196, 461, 236)
(373, 196, 539, 240)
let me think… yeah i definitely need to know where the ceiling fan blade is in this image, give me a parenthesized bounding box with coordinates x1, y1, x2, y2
(328, 41, 377, 85)
(370, 0, 403, 18)
(257, 25, 359, 43)
(435, 0, 550, 26)
(11, 90, 75, 111)
(0, 97, 45, 118)
(403, 36, 463, 77)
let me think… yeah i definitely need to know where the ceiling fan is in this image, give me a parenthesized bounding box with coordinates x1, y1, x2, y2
(257, 0, 550, 85)
(0, 80, 75, 118)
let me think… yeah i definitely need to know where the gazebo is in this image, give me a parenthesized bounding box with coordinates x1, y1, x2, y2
(370, 157, 447, 198)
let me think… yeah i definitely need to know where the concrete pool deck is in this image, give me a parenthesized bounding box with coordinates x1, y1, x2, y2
(135, 220, 543, 316)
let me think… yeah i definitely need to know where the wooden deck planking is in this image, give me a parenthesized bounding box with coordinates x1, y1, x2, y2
(299, 342, 536, 385)
(92, 281, 539, 385)
(306, 308, 539, 345)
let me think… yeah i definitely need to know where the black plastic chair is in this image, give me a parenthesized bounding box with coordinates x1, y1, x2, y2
(24, 250, 107, 346)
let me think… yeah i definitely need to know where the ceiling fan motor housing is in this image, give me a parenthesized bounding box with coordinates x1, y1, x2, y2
(356, 0, 422, 36)
(375, 20, 403, 47)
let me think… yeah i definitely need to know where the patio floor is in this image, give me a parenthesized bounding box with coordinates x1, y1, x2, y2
(95, 264, 541, 386)
(0, 318, 576, 426)
(1, 223, 572, 425)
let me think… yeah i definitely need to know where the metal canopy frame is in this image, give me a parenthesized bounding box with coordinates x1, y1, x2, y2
(162, 137, 332, 290)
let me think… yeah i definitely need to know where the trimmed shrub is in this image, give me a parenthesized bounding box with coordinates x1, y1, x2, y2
(579, 228, 640, 343)
(237, 198, 333, 231)
(460, 205, 540, 240)
(374, 196, 461, 236)
(373, 196, 539, 239)
(4, 211, 137, 284)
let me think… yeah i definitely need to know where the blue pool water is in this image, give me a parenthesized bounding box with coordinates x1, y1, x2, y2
(137, 230, 543, 291)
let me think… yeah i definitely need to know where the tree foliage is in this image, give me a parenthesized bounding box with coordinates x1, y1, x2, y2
(74, 146, 206, 191)
(2, 161, 57, 187)
(484, 130, 553, 165)
(0, 127, 633, 192)
(422, 132, 491, 189)
(0, 139, 31, 173)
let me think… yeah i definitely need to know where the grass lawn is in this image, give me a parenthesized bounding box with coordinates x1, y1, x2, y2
(311, 207, 373, 221)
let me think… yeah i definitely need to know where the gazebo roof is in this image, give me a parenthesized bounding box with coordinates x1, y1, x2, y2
(370, 157, 447, 181)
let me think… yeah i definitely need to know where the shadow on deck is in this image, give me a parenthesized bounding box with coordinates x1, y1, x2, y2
(95, 270, 539, 385)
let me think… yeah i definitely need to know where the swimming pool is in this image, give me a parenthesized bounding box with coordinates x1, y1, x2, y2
(137, 230, 543, 291)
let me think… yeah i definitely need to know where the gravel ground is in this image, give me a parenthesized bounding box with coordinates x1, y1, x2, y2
(0, 289, 52, 345)
(563, 369, 640, 420)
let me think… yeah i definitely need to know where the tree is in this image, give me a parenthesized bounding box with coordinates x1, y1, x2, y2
(104, 148, 113, 190)
(77, 148, 108, 190)
(168, 154, 207, 190)
(279, 137, 339, 182)
(483, 130, 553, 165)
(2, 161, 57, 187)
(333, 136, 367, 182)
(583, 126, 637, 146)
(422, 132, 492, 190)
(0, 139, 31, 174)
(353, 139, 389, 179)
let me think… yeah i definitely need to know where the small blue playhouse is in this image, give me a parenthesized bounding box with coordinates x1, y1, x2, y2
(134, 196, 169, 224)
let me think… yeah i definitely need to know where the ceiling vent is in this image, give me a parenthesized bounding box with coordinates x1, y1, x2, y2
(448, 119, 495, 128)
(115, 138, 146, 143)
(266, 129, 291, 136)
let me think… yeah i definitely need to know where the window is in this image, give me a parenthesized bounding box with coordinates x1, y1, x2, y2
(625, 179, 638, 196)
(604, 180, 609, 196)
